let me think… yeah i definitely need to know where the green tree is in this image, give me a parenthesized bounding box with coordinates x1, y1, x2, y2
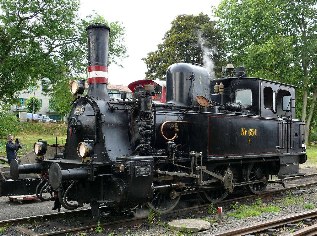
(26, 97, 41, 114)
(0, 111, 19, 138)
(143, 13, 225, 81)
(0, 0, 128, 117)
(216, 0, 317, 144)
(0, 0, 82, 101)
(49, 80, 73, 118)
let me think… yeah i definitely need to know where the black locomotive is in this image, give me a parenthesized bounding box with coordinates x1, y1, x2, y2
(10, 24, 307, 216)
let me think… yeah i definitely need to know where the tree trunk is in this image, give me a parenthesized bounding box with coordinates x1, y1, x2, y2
(304, 87, 317, 145)
(301, 90, 308, 122)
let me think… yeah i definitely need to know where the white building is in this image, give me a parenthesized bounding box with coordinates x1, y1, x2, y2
(11, 81, 52, 119)
(107, 84, 132, 99)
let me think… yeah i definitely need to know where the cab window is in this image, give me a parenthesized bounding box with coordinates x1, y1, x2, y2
(235, 89, 252, 107)
(264, 87, 276, 112)
(282, 95, 292, 111)
(264, 87, 273, 108)
(276, 90, 292, 113)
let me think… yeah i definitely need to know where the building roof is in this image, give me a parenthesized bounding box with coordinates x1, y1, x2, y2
(107, 84, 131, 93)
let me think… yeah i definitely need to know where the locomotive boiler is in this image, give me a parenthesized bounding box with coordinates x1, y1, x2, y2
(10, 24, 307, 216)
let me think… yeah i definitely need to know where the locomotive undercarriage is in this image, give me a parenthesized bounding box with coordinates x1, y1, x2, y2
(147, 155, 284, 213)
(28, 153, 282, 215)
(28, 155, 154, 215)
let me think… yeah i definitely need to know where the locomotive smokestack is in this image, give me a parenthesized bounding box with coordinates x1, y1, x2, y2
(86, 24, 110, 99)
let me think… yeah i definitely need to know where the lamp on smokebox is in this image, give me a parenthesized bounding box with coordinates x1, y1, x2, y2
(70, 80, 85, 95)
(77, 141, 94, 160)
(34, 140, 47, 157)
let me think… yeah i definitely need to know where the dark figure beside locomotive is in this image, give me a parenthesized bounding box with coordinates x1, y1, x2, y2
(8, 24, 306, 217)
(6, 134, 22, 164)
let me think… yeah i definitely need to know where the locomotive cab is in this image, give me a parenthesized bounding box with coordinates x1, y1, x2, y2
(210, 71, 295, 119)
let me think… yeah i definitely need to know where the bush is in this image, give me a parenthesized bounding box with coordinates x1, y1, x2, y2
(0, 112, 19, 138)
(310, 131, 317, 144)
(16, 122, 66, 136)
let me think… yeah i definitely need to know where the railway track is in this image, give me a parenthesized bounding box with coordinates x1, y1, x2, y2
(215, 209, 317, 236)
(216, 172, 317, 207)
(16, 216, 145, 236)
(1, 173, 317, 235)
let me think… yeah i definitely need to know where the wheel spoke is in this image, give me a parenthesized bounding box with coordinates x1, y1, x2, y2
(246, 163, 268, 194)
(200, 167, 229, 203)
(147, 190, 180, 214)
(200, 187, 228, 203)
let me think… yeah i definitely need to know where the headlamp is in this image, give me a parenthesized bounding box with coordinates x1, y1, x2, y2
(70, 80, 85, 95)
(34, 141, 47, 156)
(77, 142, 93, 158)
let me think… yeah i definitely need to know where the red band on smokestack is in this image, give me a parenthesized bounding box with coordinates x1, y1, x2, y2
(88, 65, 108, 72)
(88, 77, 108, 84)
(87, 65, 108, 84)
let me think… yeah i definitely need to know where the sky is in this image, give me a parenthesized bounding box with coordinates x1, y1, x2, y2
(79, 0, 221, 86)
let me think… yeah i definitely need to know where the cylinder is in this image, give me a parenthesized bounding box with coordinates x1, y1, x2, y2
(86, 24, 110, 100)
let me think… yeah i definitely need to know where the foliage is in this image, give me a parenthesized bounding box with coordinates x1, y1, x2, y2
(14, 122, 66, 136)
(95, 221, 104, 233)
(49, 80, 73, 117)
(0, 2, 128, 118)
(279, 193, 311, 211)
(0, 226, 6, 234)
(0, 112, 19, 138)
(143, 13, 225, 81)
(148, 209, 160, 224)
(281, 194, 303, 206)
(0, 0, 81, 101)
(26, 97, 42, 114)
(310, 127, 317, 143)
(207, 204, 217, 215)
(228, 199, 280, 219)
(304, 203, 315, 210)
(305, 145, 317, 166)
(215, 0, 317, 143)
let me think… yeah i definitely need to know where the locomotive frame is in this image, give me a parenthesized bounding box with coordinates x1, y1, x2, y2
(8, 24, 306, 216)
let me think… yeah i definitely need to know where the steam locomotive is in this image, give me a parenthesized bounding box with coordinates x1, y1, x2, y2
(10, 24, 307, 216)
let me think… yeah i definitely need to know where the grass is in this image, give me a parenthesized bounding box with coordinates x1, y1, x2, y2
(304, 203, 315, 210)
(281, 193, 304, 206)
(306, 145, 317, 166)
(148, 209, 161, 224)
(228, 198, 280, 219)
(94, 221, 104, 233)
(0, 122, 67, 156)
(279, 192, 316, 210)
(0, 227, 7, 234)
(227, 192, 315, 220)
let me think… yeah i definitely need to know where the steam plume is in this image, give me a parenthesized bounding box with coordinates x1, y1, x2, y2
(197, 31, 216, 78)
